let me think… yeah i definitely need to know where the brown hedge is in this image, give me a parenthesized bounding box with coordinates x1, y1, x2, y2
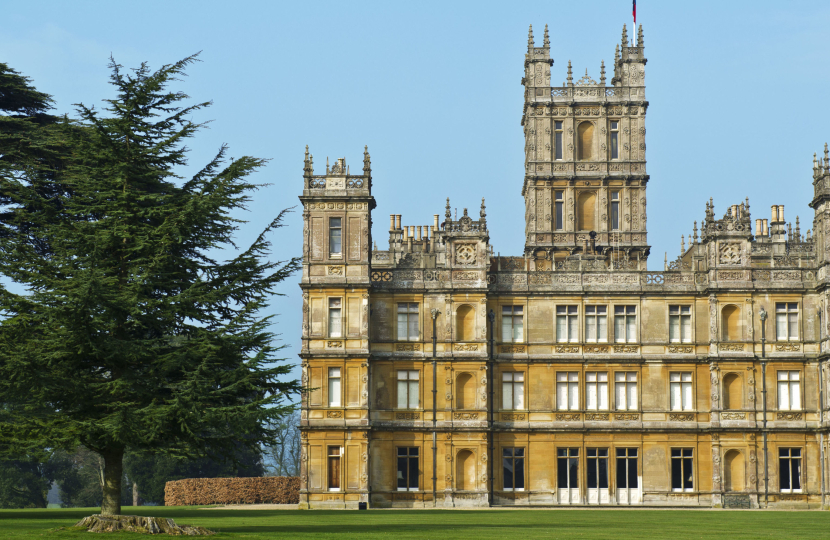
(164, 477, 300, 506)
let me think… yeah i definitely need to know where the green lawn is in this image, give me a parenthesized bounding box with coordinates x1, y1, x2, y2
(0, 507, 827, 539)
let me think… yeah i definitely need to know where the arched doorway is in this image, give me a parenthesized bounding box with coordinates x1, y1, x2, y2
(456, 373, 475, 410)
(723, 373, 742, 410)
(724, 450, 745, 492)
(456, 450, 476, 491)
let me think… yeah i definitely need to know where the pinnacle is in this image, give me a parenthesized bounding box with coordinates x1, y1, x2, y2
(527, 24, 534, 48)
(543, 24, 550, 47)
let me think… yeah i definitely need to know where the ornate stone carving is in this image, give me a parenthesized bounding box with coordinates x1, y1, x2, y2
(502, 413, 526, 421)
(556, 413, 581, 421)
(327, 411, 343, 418)
(396, 343, 421, 352)
(584, 413, 609, 421)
(614, 413, 639, 421)
(453, 412, 478, 420)
(455, 244, 477, 265)
(501, 345, 525, 353)
(775, 343, 800, 352)
(396, 412, 420, 420)
(668, 346, 693, 354)
(555, 345, 580, 353)
(777, 412, 803, 421)
(669, 413, 694, 421)
(454, 344, 478, 352)
(720, 412, 746, 420)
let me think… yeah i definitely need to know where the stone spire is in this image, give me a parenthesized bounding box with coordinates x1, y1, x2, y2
(637, 24, 644, 47)
(622, 24, 628, 47)
(600, 60, 606, 85)
(527, 25, 534, 49)
(363, 145, 371, 176)
(480, 198, 487, 229)
(543, 24, 550, 47)
(566, 60, 573, 86)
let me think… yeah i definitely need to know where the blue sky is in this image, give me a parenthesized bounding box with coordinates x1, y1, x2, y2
(4, 1, 830, 383)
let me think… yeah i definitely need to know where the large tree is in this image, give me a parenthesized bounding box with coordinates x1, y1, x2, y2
(0, 56, 300, 515)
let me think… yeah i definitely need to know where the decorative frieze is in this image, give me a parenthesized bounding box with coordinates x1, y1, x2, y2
(775, 343, 800, 352)
(720, 412, 746, 420)
(501, 345, 525, 353)
(454, 412, 479, 420)
(584, 413, 609, 421)
(555, 413, 581, 421)
(777, 412, 803, 421)
(669, 413, 694, 421)
(396, 343, 421, 352)
(501, 413, 526, 421)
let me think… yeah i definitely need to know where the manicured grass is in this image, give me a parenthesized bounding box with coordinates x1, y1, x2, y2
(0, 506, 827, 539)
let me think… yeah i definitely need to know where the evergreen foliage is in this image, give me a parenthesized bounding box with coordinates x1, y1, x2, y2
(0, 56, 301, 515)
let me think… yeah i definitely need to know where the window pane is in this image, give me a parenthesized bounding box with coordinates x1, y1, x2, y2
(329, 376, 341, 407)
(627, 316, 636, 341)
(672, 458, 682, 489)
(617, 458, 628, 488)
(628, 458, 638, 488)
(569, 457, 578, 487)
(615, 381, 625, 410)
(683, 458, 694, 489)
(515, 382, 524, 409)
(682, 382, 692, 410)
(504, 455, 514, 489)
(409, 380, 419, 409)
(556, 316, 567, 342)
(669, 316, 679, 341)
(681, 317, 691, 342)
(514, 318, 523, 342)
(587, 457, 597, 488)
(780, 457, 791, 490)
(568, 316, 578, 342)
(503, 381, 513, 410)
(598, 381, 608, 410)
(791, 381, 801, 409)
(569, 382, 579, 410)
(555, 132, 563, 160)
(599, 456, 608, 489)
(586, 316, 596, 341)
(670, 382, 680, 410)
(776, 313, 787, 339)
(628, 382, 637, 410)
(408, 453, 419, 489)
(557, 457, 568, 488)
(779, 381, 789, 410)
(788, 313, 798, 339)
(398, 380, 408, 408)
(515, 455, 525, 489)
(792, 458, 801, 490)
(587, 381, 597, 409)
(615, 317, 624, 342)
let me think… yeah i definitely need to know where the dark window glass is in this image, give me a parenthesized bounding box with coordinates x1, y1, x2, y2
(396, 447, 419, 490)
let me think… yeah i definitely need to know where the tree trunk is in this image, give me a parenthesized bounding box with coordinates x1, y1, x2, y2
(100, 448, 124, 516)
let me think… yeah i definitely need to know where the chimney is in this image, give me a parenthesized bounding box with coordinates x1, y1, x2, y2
(771, 206, 778, 223)
(389, 214, 395, 231)
(395, 214, 402, 230)
(755, 219, 762, 236)
(762, 219, 769, 236)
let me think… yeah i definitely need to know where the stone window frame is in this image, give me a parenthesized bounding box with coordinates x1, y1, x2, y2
(668, 371, 695, 412)
(776, 369, 803, 412)
(777, 446, 804, 493)
(774, 301, 800, 342)
(555, 304, 580, 343)
(500, 304, 526, 344)
(328, 214, 344, 260)
(500, 371, 526, 411)
(668, 303, 694, 344)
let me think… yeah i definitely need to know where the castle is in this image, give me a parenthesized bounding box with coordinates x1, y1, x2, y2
(297, 23, 829, 509)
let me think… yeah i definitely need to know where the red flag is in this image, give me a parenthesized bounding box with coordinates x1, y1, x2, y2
(633, 0, 636, 24)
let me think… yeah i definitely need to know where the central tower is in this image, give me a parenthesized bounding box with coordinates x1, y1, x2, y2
(521, 24, 650, 270)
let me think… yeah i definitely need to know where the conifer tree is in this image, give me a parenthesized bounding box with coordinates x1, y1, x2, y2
(0, 56, 301, 515)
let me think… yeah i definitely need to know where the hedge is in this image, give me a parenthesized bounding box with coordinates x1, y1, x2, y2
(164, 477, 299, 506)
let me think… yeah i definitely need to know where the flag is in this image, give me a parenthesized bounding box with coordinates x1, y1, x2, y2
(633, 0, 636, 24)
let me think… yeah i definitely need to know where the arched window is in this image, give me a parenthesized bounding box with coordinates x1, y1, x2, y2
(577, 122, 594, 161)
(723, 373, 742, 410)
(456, 305, 475, 341)
(577, 192, 597, 231)
(456, 373, 475, 410)
(721, 305, 740, 341)
(456, 450, 476, 491)
(724, 450, 745, 492)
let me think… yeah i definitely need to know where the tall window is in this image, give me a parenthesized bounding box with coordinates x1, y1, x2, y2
(556, 305, 578, 342)
(615, 372, 638, 411)
(397, 370, 419, 409)
(397, 447, 419, 491)
(610, 192, 620, 230)
(328, 298, 342, 338)
(328, 446, 341, 490)
(609, 121, 619, 159)
(776, 303, 798, 340)
(557, 448, 579, 490)
(397, 303, 419, 341)
(554, 192, 564, 230)
(670, 372, 693, 411)
(554, 121, 563, 160)
(503, 448, 525, 491)
(669, 306, 692, 342)
(614, 306, 637, 343)
(329, 217, 342, 256)
(556, 372, 579, 410)
(587, 448, 609, 491)
(502, 306, 524, 343)
(328, 367, 341, 407)
(585, 372, 608, 410)
(502, 372, 525, 410)
(616, 448, 639, 490)
(779, 448, 802, 492)
(585, 306, 607, 342)
(671, 448, 694, 491)
(777, 371, 801, 410)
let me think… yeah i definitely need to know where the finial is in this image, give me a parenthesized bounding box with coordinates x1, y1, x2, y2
(445, 197, 452, 220)
(796, 216, 801, 240)
(480, 198, 486, 219)
(681, 235, 685, 253)
(600, 60, 606, 85)
(745, 197, 750, 214)
(543, 24, 550, 47)
(787, 223, 793, 242)
(814, 153, 818, 171)
(363, 145, 371, 176)
(527, 25, 534, 48)
(622, 24, 628, 48)
(309, 153, 314, 174)
(304, 145, 309, 161)
(664, 252, 668, 270)
(326, 156, 330, 175)
(615, 43, 620, 62)
(637, 24, 644, 47)
(825, 143, 829, 170)
(693, 221, 699, 242)
(567, 60, 573, 86)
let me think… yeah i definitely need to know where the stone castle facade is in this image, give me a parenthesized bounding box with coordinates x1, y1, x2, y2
(297, 23, 830, 509)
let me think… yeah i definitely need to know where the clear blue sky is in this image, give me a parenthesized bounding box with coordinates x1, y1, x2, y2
(4, 1, 830, 383)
